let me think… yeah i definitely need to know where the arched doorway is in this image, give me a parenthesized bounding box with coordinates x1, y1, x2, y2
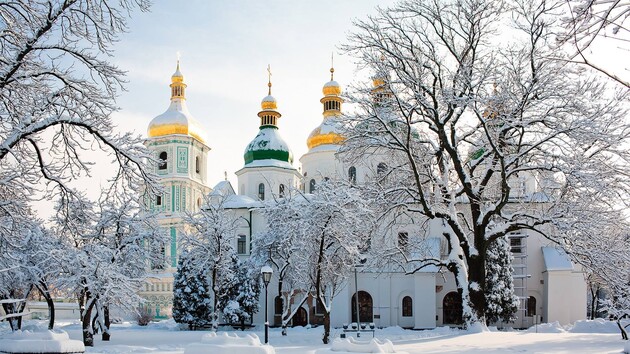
(443, 291, 463, 325)
(351, 291, 373, 323)
(292, 307, 308, 327)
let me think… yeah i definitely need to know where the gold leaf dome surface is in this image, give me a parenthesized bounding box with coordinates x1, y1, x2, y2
(147, 62, 207, 143)
(323, 80, 341, 96)
(306, 119, 345, 150)
(261, 95, 277, 110)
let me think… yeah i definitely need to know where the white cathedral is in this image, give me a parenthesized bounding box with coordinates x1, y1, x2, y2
(138, 62, 587, 329)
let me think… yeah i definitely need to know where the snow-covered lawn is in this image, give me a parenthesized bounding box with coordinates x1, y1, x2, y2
(1, 320, 627, 354)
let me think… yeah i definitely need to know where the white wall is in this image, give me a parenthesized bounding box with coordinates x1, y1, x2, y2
(544, 270, 587, 325)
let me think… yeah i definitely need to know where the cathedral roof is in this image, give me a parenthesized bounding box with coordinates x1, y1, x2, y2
(147, 61, 207, 143)
(243, 127, 293, 165)
(306, 67, 345, 151)
(242, 67, 294, 168)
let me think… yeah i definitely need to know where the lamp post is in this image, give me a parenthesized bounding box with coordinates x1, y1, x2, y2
(261, 265, 273, 344)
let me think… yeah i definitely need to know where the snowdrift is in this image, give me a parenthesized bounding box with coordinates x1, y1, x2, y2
(0, 329, 84, 353)
(314, 337, 408, 354)
(184, 332, 275, 354)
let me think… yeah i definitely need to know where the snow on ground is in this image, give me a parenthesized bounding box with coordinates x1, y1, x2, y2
(0, 319, 627, 354)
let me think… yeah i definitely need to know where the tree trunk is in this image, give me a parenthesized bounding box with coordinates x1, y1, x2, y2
(467, 255, 487, 325)
(36, 282, 55, 330)
(81, 296, 96, 347)
(1, 303, 18, 331)
(322, 310, 331, 344)
(617, 319, 628, 340)
(102, 305, 111, 341)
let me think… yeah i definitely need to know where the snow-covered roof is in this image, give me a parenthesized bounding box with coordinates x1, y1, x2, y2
(262, 95, 276, 103)
(147, 99, 207, 143)
(210, 181, 235, 197)
(542, 247, 574, 271)
(223, 194, 262, 209)
(245, 127, 290, 153)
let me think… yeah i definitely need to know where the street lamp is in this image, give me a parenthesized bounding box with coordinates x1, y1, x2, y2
(261, 265, 273, 344)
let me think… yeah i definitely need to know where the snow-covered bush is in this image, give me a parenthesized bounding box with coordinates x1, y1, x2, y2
(135, 307, 154, 326)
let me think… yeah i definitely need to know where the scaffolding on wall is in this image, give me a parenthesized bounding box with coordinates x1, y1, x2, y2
(509, 231, 530, 328)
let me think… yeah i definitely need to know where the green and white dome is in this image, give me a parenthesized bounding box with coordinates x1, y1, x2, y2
(243, 126, 293, 167)
(242, 76, 294, 169)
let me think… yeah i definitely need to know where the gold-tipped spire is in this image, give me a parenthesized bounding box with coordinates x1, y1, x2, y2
(307, 63, 345, 150)
(322, 55, 342, 98)
(330, 53, 335, 81)
(170, 59, 186, 99)
(261, 65, 277, 111)
(267, 64, 272, 95)
(259, 65, 281, 126)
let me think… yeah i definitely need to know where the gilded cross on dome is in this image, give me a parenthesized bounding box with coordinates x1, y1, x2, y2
(267, 64, 272, 95)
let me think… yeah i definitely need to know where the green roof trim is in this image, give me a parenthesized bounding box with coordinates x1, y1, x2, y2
(244, 149, 292, 164)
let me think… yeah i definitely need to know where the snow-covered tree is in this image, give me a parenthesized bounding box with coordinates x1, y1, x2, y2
(557, 0, 630, 87)
(53, 190, 162, 346)
(172, 250, 213, 330)
(252, 193, 314, 336)
(0, 212, 57, 331)
(342, 0, 629, 327)
(259, 182, 374, 343)
(221, 257, 260, 330)
(0, 1, 159, 328)
(561, 209, 630, 339)
(181, 196, 240, 331)
(484, 237, 519, 324)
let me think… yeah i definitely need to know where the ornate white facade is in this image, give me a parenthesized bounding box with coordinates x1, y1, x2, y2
(143, 63, 586, 328)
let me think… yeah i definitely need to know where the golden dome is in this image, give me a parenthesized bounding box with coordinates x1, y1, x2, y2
(147, 61, 207, 144)
(373, 77, 385, 88)
(171, 61, 184, 83)
(261, 94, 277, 110)
(323, 68, 341, 96)
(306, 127, 345, 150)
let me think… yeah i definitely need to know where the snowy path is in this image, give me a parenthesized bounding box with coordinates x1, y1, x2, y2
(3, 320, 626, 354)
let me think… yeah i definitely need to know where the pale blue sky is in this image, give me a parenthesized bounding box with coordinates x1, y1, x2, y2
(110, 1, 385, 187)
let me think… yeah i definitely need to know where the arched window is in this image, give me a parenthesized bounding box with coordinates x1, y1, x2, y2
(237, 234, 247, 254)
(195, 156, 200, 173)
(158, 152, 168, 170)
(351, 291, 373, 323)
(398, 232, 409, 253)
(309, 179, 316, 193)
(279, 184, 285, 197)
(402, 296, 413, 317)
(527, 296, 537, 316)
(377, 162, 388, 176)
(258, 183, 265, 200)
(348, 166, 357, 184)
(197, 197, 202, 208)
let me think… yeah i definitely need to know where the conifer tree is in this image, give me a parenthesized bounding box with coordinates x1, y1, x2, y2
(220, 256, 261, 330)
(484, 237, 519, 324)
(172, 251, 213, 330)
